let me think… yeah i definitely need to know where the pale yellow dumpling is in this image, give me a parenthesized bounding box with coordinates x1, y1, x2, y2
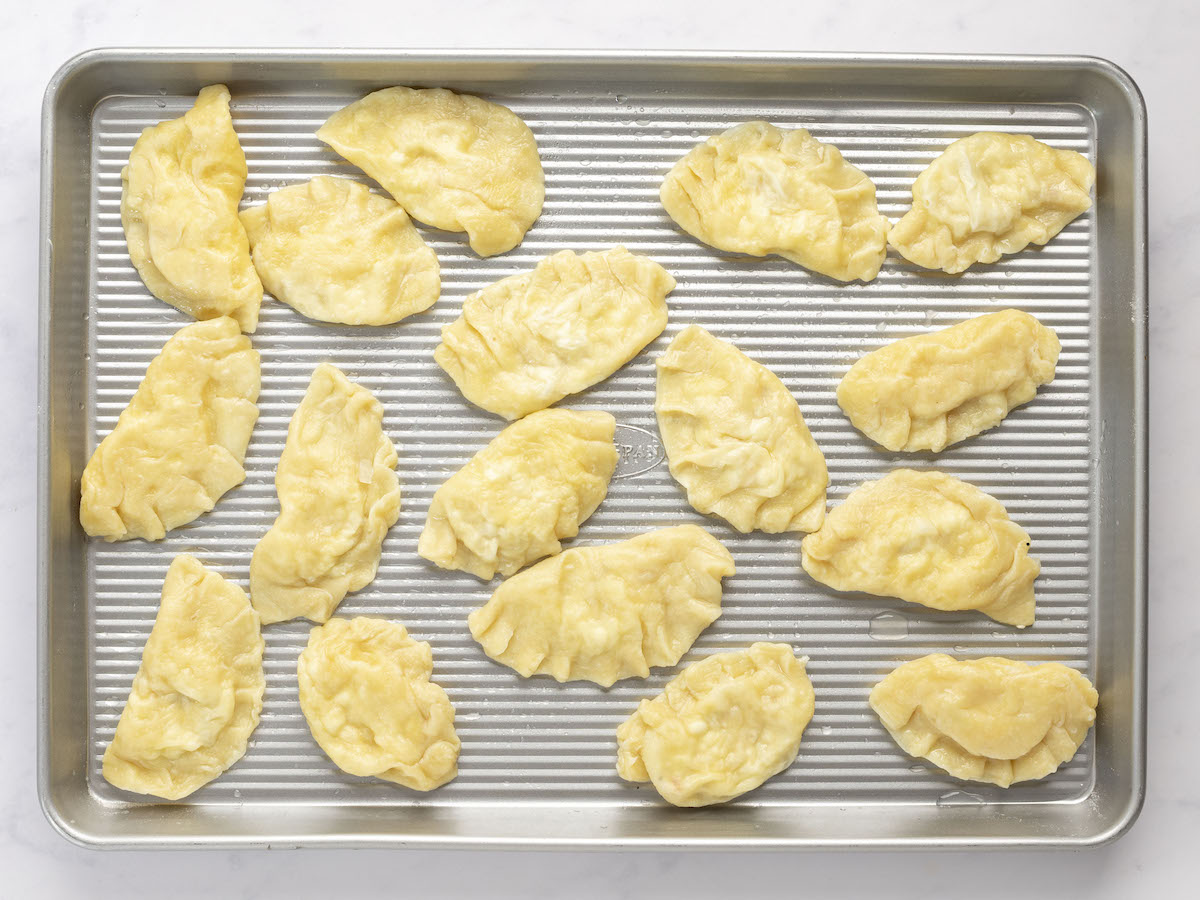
(889, 132, 1095, 273)
(801, 469, 1038, 627)
(250, 364, 401, 625)
(240, 176, 439, 326)
(656, 325, 827, 533)
(837, 309, 1061, 452)
(79, 317, 260, 542)
(660, 121, 889, 282)
(418, 409, 617, 580)
(298, 617, 459, 791)
(617, 643, 815, 807)
(436, 247, 675, 420)
(870, 654, 1098, 787)
(121, 84, 262, 331)
(469, 525, 735, 686)
(317, 86, 543, 256)
(102, 555, 265, 800)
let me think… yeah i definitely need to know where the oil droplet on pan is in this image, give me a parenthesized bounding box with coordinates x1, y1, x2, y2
(937, 790, 985, 807)
(868, 611, 908, 641)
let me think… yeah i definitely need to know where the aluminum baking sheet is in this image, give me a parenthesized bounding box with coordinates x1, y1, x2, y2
(38, 50, 1147, 848)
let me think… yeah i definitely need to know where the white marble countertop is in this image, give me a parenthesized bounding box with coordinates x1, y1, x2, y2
(3, 1, 1194, 896)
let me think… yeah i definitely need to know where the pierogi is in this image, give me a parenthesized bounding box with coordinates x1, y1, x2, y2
(240, 175, 439, 325)
(418, 409, 617, 580)
(121, 84, 262, 331)
(250, 364, 401, 625)
(888, 132, 1095, 273)
(870, 654, 1098, 787)
(317, 86, 543, 256)
(79, 317, 259, 542)
(800, 469, 1038, 627)
(656, 325, 827, 533)
(468, 525, 735, 686)
(837, 309, 1061, 452)
(660, 121, 889, 282)
(616, 643, 815, 807)
(298, 617, 459, 790)
(102, 555, 264, 800)
(436, 247, 674, 420)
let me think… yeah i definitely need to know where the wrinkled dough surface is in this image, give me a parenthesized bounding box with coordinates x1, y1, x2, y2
(888, 132, 1095, 273)
(79, 317, 260, 541)
(800, 469, 1038, 627)
(121, 84, 262, 331)
(656, 325, 828, 533)
(418, 409, 617, 580)
(617, 643, 815, 807)
(469, 525, 735, 686)
(317, 86, 543, 256)
(436, 247, 674, 420)
(870, 654, 1098, 787)
(838, 309, 1061, 452)
(240, 176, 439, 325)
(250, 364, 401, 624)
(102, 555, 265, 800)
(297, 617, 459, 790)
(660, 121, 889, 282)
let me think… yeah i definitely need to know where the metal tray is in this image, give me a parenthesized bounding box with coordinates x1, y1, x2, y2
(38, 49, 1147, 849)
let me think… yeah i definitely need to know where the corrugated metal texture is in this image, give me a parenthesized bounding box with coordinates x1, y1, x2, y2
(86, 88, 1095, 810)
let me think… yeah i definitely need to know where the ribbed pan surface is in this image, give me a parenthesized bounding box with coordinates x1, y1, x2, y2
(86, 88, 1095, 808)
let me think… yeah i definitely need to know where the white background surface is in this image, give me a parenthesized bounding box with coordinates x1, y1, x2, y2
(4, 0, 1194, 895)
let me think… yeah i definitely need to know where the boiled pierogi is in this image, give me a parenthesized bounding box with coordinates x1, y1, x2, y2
(800, 469, 1039, 627)
(298, 617, 459, 790)
(468, 525, 735, 686)
(250, 364, 401, 625)
(837, 309, 1061, 452)
(888, 132, 1095, 273)
(660, 121, 889, 282)
(870, 654, 1098, 787)
(102, 555, 265, 800)
(656, 325, 827, 533)
(616, 643, 815, 807)
(317, 86, 543, 256)
(240, 176, 439, 325)
(121, 84, 262, 331)
(79, 317, 260, 542)
(418, 409, 617, 580)
(436, 247, 675, 420)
